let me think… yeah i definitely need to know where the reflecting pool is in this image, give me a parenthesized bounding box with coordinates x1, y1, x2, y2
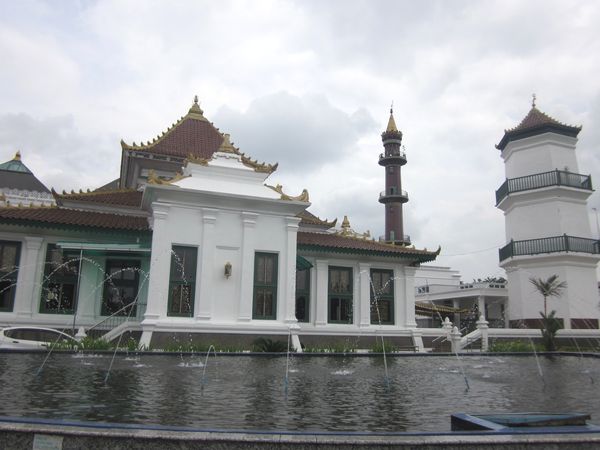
(0, 353, 599, 432)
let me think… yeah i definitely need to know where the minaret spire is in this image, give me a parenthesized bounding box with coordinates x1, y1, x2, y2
(386, 103, 398, 133)
(379, 106, 409, 245)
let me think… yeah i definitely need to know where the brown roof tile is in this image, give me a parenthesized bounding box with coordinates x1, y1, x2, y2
(54, 189, 143, 207)
(121, 104, 223, 160)
(496, 107, 581, 150)
(297, 231, 439, 262)
(0, 206, 149, 231)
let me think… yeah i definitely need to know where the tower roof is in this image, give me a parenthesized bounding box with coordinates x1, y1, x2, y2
(496, 101, 582, 150)
(381, 107, 403, 141)
(0, 152, 50, 193)
(386, 108, 398, 132)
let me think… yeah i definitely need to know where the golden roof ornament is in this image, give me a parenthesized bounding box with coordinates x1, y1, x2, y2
(386, 103, 398, 133)
(218, 133, 238, 154)
(188, 95, 205, 116)
(146, 169, 189, 185)
(265, 184, 310, 202)
(341, 215, 351, 235)
(336, 215, 372, 240)
(14, 150, 21, 161)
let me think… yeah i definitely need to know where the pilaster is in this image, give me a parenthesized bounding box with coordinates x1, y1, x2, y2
(284, 217, 300, 323)
(196, 208, 218, 321)
(359, 263, 372, 327)
(403, 265, 417, 328)
(239, 212, 258, 321)
(143, 203, 171, 323)
(14, 236, 44, 317)
(315, 259, 328, 326)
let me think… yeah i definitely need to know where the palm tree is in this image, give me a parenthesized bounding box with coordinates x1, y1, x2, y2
(529, 275, 567, 317)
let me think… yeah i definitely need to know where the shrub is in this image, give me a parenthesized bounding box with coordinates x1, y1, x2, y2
(488, 340, 542, 353)
(252, 338, 288, 352)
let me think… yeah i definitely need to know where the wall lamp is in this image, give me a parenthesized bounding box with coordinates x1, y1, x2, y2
(224, 262, 232, 279)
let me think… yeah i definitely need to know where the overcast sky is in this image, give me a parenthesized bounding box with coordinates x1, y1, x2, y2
(1, 0, 600, 282)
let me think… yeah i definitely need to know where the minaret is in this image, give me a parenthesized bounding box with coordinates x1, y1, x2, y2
(496, 96, 600, 329)
(379, 107, 410, 245)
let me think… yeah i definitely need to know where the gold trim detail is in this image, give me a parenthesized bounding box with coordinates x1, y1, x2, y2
(146, 169, 189, 185)
(186, 154, 210, 166)
(265, 184, 310, 202)
(336, 215, 371, 240)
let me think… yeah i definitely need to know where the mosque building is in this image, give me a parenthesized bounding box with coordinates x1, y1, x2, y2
(0, 98, 439, 349)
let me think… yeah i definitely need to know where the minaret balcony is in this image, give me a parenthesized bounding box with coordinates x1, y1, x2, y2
(378, 151, 407, 166)
(379, 234, 411, 245)
(499, 234, 600, 262)
(379, 189, 408, 204)
(495, 169, 592, 205)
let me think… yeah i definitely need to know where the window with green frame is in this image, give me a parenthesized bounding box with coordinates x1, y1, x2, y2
(167, 246, 197, 317)
(102, 259, 141, 316)
(295, 268, 310, 322)
(328, 266, 353, 323)
(40, 244, 80, 314)
(0, 240, 21, 312)
(370, 269, 394, 324)
(253, 252, 278, 320)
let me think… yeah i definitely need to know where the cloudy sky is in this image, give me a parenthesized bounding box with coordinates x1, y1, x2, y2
(1, 0, 600, 281)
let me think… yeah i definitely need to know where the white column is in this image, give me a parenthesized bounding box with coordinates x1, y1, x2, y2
(477, 295, 485, 318)
(238, 212, 258, 321)
(477, 315, 489, 352)
(403, 266, 417, 328)
(315, 259, 328, 326)
(196, 208, 218, 321)
(284, 217, 300, 323)
(14, 236, 44, 318)
(359, 263, 371, 327)
(143, 203, 171, 323)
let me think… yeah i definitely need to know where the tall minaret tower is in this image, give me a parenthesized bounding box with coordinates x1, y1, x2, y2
(496, 96, 600, 329)
(379, 107, 410, 245)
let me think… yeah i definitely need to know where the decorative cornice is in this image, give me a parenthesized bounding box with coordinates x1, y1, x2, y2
(265, 184, 310, 202)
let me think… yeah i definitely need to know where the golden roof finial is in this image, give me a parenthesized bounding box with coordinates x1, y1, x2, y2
(14, 150, 21, 161)
(341, 215, 351, 235)
(188, 95, 205, 117)
(386, 104, 398, 132)
(532, 93, 537, 108)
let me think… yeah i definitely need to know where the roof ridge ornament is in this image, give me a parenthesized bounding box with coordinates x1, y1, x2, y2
(14, 150, 21, 161)
(336, 215, 371, 240)
(187, 95, 207, 121)
(218, 133, 238, 154)
(265, 183, 310, 202)
(532, 93, 537, 108)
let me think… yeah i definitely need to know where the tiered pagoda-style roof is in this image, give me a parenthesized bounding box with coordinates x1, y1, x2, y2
(496, 99, 582, 150)
(119, 97, 278, 188)
(120, 98, 223, 160)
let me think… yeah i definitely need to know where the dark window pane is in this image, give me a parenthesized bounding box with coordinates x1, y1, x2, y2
(253, 253, 278, 319)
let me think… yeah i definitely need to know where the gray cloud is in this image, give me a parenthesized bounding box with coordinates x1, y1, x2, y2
(212, 92, 377, 175)
(0, 113, 119, 191)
